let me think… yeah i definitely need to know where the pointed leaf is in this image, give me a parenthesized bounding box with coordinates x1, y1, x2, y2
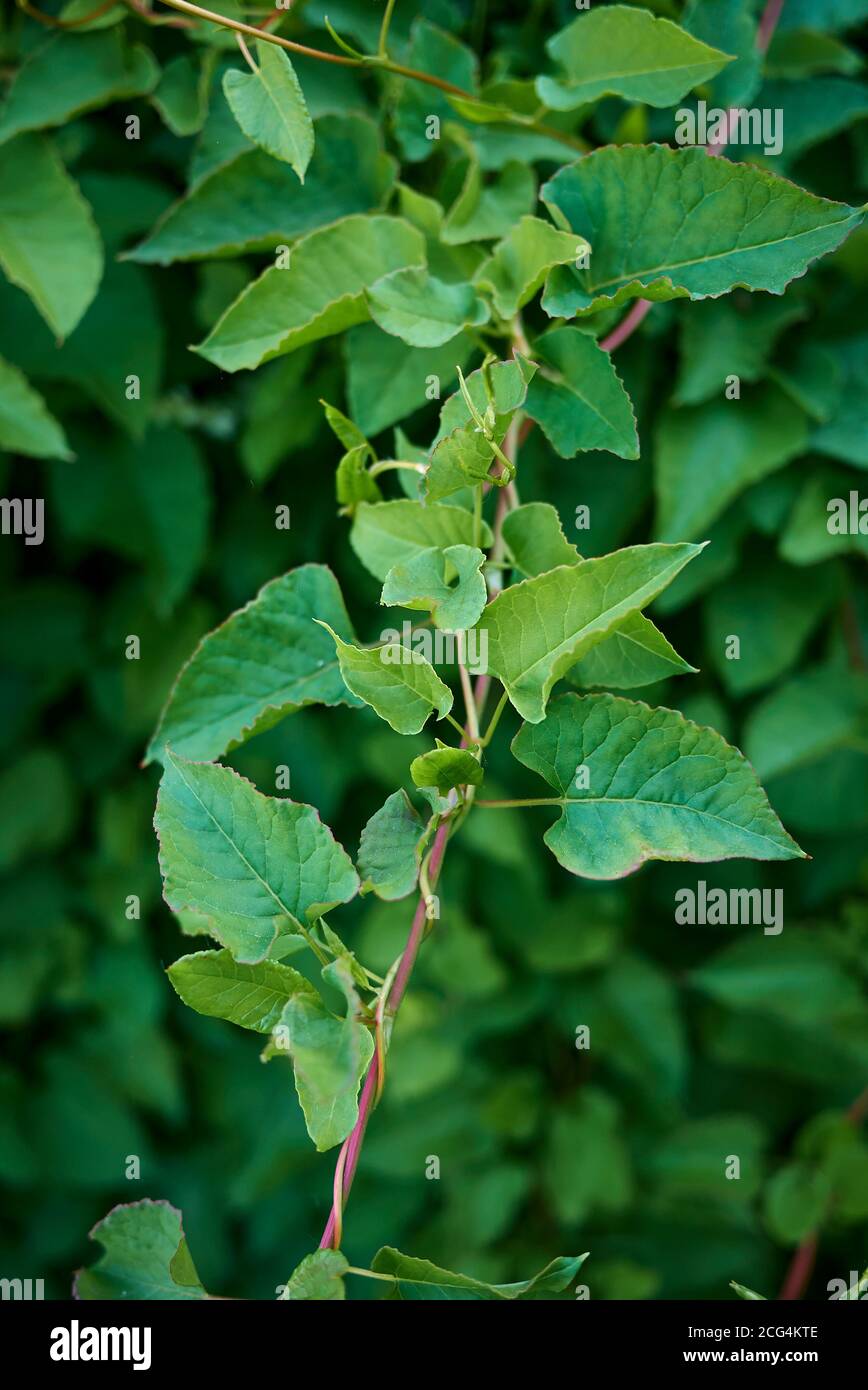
(511, 692, 805, 878)
(155, 753, 359, 963)
(147, 565, 362, 765)
(525, 326, 639, 459)
(382, 545, 487, 630)
(0, 134, 102, 340)
(567, 612, 697, 690)
(541, 145, 863, 318)
(538, 5, 733, 110)
(195, 214, 424, 371)
(128, 113, 395, 264)
(442, 159, 536, 246)
(476, 542, 702, 723)
(0, 355, 71, 460)
(223, 42, 313, 181)
(167, 947, 313, 1033)
(370, 1247, 587, 1300)
(316, 622, 453, 735)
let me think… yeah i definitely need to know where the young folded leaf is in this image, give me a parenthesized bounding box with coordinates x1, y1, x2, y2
(410, 742, 483, 796)
(350, 499, 492, 581)
(280, 1249, 349, 1301)
(316, 622, 453, 735)
(476, 542, 704, 722)
(474, 216, 587, 319)
(263, 956, 374, 1151)
(566, 612, 697, 690)
(156, 752, 359, 963)
(381, 544, 487, 630)
(357, 789, 434, 900)
(511, 692, 806, 878)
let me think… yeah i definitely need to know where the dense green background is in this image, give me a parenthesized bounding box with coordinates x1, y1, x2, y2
(1, 0, 867, 1300)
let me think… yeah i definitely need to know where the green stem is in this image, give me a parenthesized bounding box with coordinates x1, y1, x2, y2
(345, 1266, 397, 1283)
(378, 0, 397, 56)
(297, 921, 332, 967)
(368, 459, 426, 478)
(479, 688, 508, 747)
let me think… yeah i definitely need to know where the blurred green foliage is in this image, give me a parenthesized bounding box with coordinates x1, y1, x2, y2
(0, 0, 867, 1301)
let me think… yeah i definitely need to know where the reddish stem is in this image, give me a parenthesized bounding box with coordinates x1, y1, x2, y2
(778, 1234, 818, 1302)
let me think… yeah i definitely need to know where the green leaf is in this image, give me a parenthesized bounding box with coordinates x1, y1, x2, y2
(370, 1247, 587, 1300)
(689, 935, 864, 1026)
(442, 159, 536, 246)
(476, 542, 702, 723)
(336, 444, 382, 511)
(345, 323, 475, 437)
(811, 335, 868, 467)
(350, 499, 492, 583)
(167, 947, 312, 1033)
(654, 387, 808, 541)
(316, 622, 453, 736)
(280, 1249, 348, 1301)
(765, 1163, 832, 1245)
(435, 354, 537, 440)
(382, 544, 487, 630)
(425, 419, 506, 503)
(357, 790, 432, 900)
(0, 135, 103, 340)
(52, 424, 209, 616)
(511, 692, 805, 877)
(567, 611, 697, 690)
(525, 326, 639, 460)
(128, 113, 396, 264)
(321, 398, 369, 452)
(541, 145, 863, 319)
(683, 0, 761, 108)
(265, 956, 374, 1151)
(155, 752, 359, 963)
(502, 502, 580, 577)
(195, 214, 424, 372)
(780, 467, 868, 565)
(474, 216, 586, 319)
(392, 20, 477, 162)
(74, 1200, 209, 1300)
(223, 42, 313, 182)
(704, 556, 837, 696)
(151, 54, 209, 137)
(0, 355, 71, 460)
(147, 565, 360, 765)
(0, 31, 158, 145)
(743, 666, 868, 782)
(410, 743, 483, 796)
(366, 267, 489, 348)
(758, 78, 868, 162)
(674, 297, 805, 407)
(545, 1090, 633, 1225)
(538, 5, 733, 111)
(730, 1281, 766, 1300)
